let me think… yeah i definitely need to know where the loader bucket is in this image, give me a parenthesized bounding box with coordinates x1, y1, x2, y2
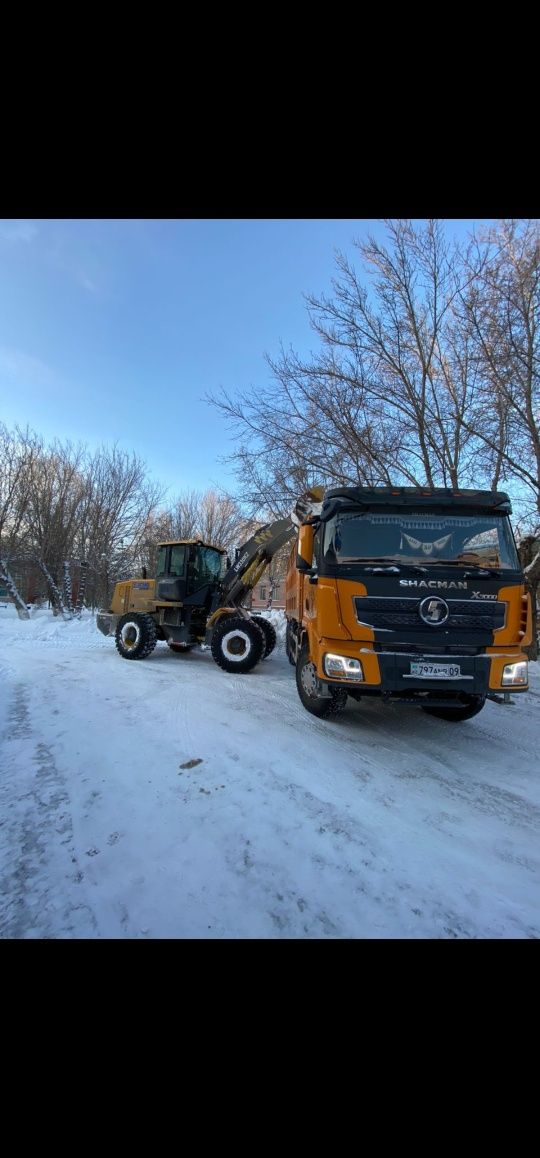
(96, 611, 117, 637)
(291, 485, 325, 526)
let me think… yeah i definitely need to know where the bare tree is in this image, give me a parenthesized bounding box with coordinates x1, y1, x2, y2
(73, 445, 164, 608)
(209, 220, 490, 516)
(22, 440, 88, 613)
(169, 489, 247, 551)
(460, 219, 540, 517)
(0, 425, 35, 552)
(0, 428, 164, 611)
(0, 424, 41, 618)
(136, 509, 175, 579)
(135, 489, 250, 578)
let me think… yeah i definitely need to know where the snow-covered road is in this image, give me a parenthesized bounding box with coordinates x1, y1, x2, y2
(1, 608, 539, 938)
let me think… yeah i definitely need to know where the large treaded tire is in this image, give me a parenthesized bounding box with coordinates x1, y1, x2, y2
(211, 616, 265, 673)
(115, 613, 157, 660)
(251, 615, 277, 659)
(421, 695, 486, 721)
(285, 620, 296, 667)
(286, 620, 297, 665)
(296, 644, 348, 718)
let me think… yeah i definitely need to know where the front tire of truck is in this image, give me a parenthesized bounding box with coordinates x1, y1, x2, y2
(421, 695, 486, 721)
(115, 613, 157, 660)
(211, 616, 265, 673)
(296, 644, 348, 718)
(251, 615, 277, 659)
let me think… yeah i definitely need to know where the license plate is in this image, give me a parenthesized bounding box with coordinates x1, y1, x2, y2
(410, 662, 461, 679)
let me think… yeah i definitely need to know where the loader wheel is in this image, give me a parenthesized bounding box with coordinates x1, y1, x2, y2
(115, 613, 157, 660)
(251, 615, 277, 659)
(211, 616, 265, 673)
(296, 644, 348, 718)
(421, 695, 486, 721)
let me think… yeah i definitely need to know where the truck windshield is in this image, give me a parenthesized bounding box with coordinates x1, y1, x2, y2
(322, 511, 520, 570)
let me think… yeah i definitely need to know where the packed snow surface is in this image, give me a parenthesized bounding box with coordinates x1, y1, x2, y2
(1, 605, 539, 938)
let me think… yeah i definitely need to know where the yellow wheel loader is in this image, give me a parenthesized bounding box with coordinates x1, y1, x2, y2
(96, 488, 323, 674)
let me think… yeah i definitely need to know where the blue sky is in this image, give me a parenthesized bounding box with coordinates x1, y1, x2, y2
(0, 218, 489, 503)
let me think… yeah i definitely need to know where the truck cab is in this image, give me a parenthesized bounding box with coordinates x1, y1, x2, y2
(285, 487, 532, 721)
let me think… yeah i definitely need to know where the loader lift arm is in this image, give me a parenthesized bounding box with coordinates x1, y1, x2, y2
(216, 517, 298, 609)
(210, 487, 325, 614)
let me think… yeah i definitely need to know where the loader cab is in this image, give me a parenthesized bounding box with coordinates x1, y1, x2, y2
(155, 540, 224, 604)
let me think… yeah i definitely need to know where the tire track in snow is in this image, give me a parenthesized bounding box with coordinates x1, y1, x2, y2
(0, 678, 98, 938)
(251, 670, 540, 834)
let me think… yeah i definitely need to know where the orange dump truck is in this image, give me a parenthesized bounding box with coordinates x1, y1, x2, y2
(285, 486, 532, 722)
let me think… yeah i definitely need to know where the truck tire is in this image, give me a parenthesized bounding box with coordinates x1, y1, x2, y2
(211, 616, 265, 673)
(251, 616, 277, 659)
(285, 620, 296, 667)
(421, 695, 486, 721)
(115, 613, 157, 660)
(296, 644, 348, 718)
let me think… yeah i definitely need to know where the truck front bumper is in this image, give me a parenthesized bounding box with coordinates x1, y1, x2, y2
(376, 651, 491, 695)
(315, 642, 528, 699)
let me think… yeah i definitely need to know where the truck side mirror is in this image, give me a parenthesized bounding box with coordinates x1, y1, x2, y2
(296, 523, 314, 572)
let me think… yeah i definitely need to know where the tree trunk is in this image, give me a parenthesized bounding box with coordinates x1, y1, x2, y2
(0, 557, 30, 619)
(34, 557, 72, 620)
(63, 560, 73, 614)
(74, 560, 88, 617)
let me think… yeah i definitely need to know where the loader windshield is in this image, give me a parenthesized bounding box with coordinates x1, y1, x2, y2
(187, 545, 223, 590)
(322, 510, 520, 570)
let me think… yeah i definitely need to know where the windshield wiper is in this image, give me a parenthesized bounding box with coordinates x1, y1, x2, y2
(343, 558, 428, 576)
(363, 565, 401, 574)
(422, 560, 505, 577)
(462, 567, 505, 578)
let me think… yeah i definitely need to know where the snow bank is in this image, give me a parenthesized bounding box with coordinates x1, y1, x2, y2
(0, 606, 111, 649)
(0, 605, 289, 651)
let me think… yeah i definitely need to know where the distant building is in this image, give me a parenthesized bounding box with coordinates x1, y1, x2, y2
(0, 560, 44, 604)
(250, 575, 285, 610)
(248, 551, 288, 610)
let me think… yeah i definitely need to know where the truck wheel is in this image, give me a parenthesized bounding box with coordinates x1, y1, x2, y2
(115, 613, 157, 660)
(211, 616, 265, 673)
(421, 695, 486, 721)
(286, 620, 296, 665)
(296, 644, 348, 717)
(251, 616, 277, 659)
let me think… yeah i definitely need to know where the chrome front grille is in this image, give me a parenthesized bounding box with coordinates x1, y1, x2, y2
(354, 595, 506, 632)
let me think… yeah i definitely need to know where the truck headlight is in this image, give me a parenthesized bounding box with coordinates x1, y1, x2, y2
(502, 661, 528, 686)
(324, 654, 364, 680)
